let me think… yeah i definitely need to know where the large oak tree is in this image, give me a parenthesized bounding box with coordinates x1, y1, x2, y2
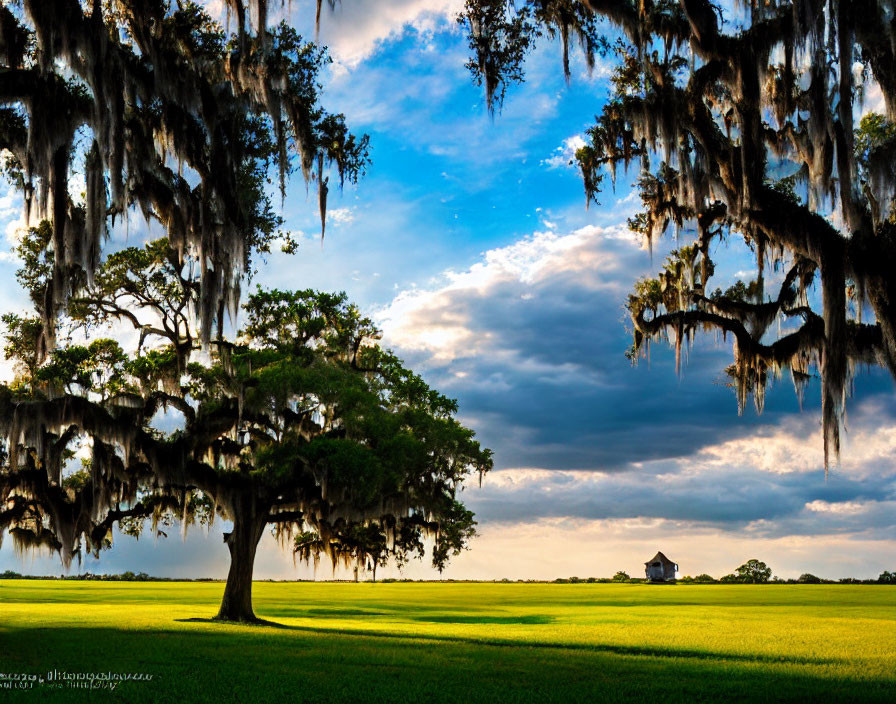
(0, 233, 491, 622)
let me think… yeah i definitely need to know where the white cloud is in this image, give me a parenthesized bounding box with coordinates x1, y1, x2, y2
(542, 134, 586, 170)
(0, 181, 25, 251)
(202, 1, 462, 70)
(858, 75, 887, 116)
(695, 398, 896, 477)
(313, 0, 464, 68)
(377, 223, 639, 361)
(805, 500, 867, 515)
(326, 207, 355, 225)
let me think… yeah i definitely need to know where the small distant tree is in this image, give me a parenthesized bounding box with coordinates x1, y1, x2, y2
(612, 571, 629, 582)
(879, 571, 896, 584)
(734, 560, 773, 584)
(798, 573, 821, 584)
(693, 574, 715, 584)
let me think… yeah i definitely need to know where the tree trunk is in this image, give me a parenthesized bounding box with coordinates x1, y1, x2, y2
(215, 497, 269, 623)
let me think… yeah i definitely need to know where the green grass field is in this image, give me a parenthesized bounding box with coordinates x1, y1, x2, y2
(1, 580, 894, 702)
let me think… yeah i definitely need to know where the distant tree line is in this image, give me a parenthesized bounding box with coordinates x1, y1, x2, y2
(2, 566, 895, 584)
(549, 572, 895, 585)
(551, 561, 896, 585)
(1, 570, 160, 581)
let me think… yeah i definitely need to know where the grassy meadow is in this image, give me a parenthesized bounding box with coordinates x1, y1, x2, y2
(0, 580, 894, 702)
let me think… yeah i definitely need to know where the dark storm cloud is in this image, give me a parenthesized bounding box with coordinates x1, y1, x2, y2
(463, 452, 896, 535)
(381, 223, 877, 473)
(379, 221, 896, 536)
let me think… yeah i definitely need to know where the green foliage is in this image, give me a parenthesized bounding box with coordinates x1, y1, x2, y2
(13, 222, 53, 312)
(432, 502, 478, 574)
(2, 258, 490, 583)
(36, 339, 128, 397)
(1, 312, 43, 381)
(240, 288, 376, 353)
(626, 246, 716, 360)
(124, 346, 181, 395)
(459, 0, 535, 112)
(612, 571, 629, 582)
(459, 0, 608, 112)
(295, 523, 391, 580)
(61, 468, 91, 493)
(769, 175, 801, 206)
(734, 559, 773, 584)
(855, 113, 896, 164)
(224, 288, 491, 575)
(710, 280, 762, 304)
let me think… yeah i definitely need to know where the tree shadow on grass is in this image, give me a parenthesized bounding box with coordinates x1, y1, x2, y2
(175, 612, 553, 627)
(176, 615, 843, 667)
(305, 608, 389, 617)
(413, 614, 555, 625)
(4, 623, 894, 704)
(176, 617, 292, 629)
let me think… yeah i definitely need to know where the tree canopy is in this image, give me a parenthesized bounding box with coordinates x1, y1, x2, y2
(0, 0, 367, 353)
(460, 0, 896, 467)
(0, 233, 492, 621)
(731, 559, 773, 583)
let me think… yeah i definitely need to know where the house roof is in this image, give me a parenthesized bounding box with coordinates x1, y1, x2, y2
(645, 551, 676, 567)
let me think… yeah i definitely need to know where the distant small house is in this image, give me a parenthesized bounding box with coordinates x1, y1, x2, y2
(645, 551, 678, 581)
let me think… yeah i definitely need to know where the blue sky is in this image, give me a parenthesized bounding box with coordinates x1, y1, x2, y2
(2, 0, 895, 581)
